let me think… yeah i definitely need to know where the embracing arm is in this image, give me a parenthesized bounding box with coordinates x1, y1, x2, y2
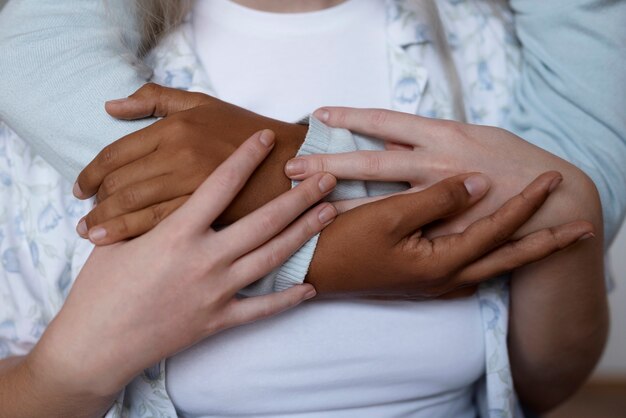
(506, 0, 626, 245)
(502, 0, 625, 410)
(0, 0, 151, 181)
(0, 356, 113, 418)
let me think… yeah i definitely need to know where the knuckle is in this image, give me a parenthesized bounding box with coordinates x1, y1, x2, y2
(86, 209, 106, 230)
(138, 82, 160, 97)
(443, 120, 470, 140)
(433, 184, 464, 212)
(115, 217, 131, 237)
(176, 146, 200, 164)
(257, 212, 281, 235)
(167, 117, 191, 138)
(361, 154, 382, 176)
(98, 145, 119, 169)
(300, 180, 322, 204)
(377, 209, 401, 230)
(149, 204, 169, 226)
(265, 243, 285, 271)
(214, 166, 240, 191)
(366, 109, 389, 130)
(487, 213, 511, 244)
(119, 188, 141, 210)
(542, 227, 564, 250)
(101, 175, 119, 196)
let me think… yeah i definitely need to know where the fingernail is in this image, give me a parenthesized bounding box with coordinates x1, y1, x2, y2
(105, 98, 128, 105)
(578, 232, 595, 242)
(304, 288, 317, 300)
(314, 109, 329, 122)
(318, 204, 337, 224)
(259, 130, 275, 147)
(286, 158, 307, 176)
(76, 219, 88, 236)
(73, 182, 83, 198)
(89, 227, 107, 243)
(548, 176, 563, 193)
(318, 174, 336, 194)
(464, 174, 490, 197)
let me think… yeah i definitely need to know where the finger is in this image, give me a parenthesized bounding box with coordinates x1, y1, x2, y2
(313, 107, 447, 145)
(385, 141, 413, 151)
(439, 171, 564, 268)
(217, 173, 336, 257)
(285, 150, 426, 182)
(75, 125, 161, 199)
(219, 284, 317, 330)
(95, 150, 171, 202)
(82, 174, 186, 232)
(229, 202, 337, 289)
(368, 173, 491, 237)
(332, 186, 426, 213)
(166, 130, 275, 232)
(333, 195, 385, 213)
(105, 83, 211, 120)
(84, 196, 189, 245)
(450, 221, 594, 286)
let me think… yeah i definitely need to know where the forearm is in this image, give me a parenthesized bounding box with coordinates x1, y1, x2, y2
(0, 0, 152, 181)
(0, 356, 113, 418)
(509, 172, 608, 412)
(506, 0, 626, 244)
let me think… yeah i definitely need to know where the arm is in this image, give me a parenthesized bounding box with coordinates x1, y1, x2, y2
(0, 132, 327, 418)
(291, 106, 608, 410)
(0, 356, 114, 418)
(75, 87, 591, 298)
(503, 0, 625, 410)
(505, 0, 626, 245)
(0, 0, 152, 181)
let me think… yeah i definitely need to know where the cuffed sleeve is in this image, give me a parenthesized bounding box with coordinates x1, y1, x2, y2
(240, 116, 405, 295)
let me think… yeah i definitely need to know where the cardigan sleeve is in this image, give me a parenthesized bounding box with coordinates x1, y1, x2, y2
(504, 0, 626, 245)
(0, 1, 378, 296)
(0, 0, 153, 182)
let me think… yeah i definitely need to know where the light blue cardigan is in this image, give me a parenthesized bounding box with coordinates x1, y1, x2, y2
(0, 0, 624, 245)
(0, 0, 624, 416)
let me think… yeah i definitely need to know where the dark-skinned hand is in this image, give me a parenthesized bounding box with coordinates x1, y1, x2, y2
(74, 83, 305, 244)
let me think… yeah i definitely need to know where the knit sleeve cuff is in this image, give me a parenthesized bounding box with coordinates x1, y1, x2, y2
(273, 116, 337, 291)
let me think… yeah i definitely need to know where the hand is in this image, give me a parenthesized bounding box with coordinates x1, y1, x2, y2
(28, 131, 337, 400)
(286, 107, 600, 240)
(306, 171, 593, 297)
(74, 83, 307, 245)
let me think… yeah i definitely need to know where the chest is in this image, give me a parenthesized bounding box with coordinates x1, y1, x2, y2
(166, 299, 484, 417)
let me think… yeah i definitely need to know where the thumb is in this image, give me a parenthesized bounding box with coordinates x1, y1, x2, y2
(369, 173, 491, 238)
(104, 83, 212, 120)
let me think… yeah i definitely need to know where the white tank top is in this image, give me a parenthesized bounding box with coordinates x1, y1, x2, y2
(166, 1, 485, 417)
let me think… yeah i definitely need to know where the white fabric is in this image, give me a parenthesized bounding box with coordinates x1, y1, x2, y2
(166, 1, 484, 417)
(192, 0, 391, 122)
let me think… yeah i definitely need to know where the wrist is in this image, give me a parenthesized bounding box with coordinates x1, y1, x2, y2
(27, 321, 122, 404)
(2, 350, 115, 418)
(218, 122, 307, 223)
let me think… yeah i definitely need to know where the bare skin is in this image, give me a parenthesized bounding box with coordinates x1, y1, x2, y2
(0, 1, 607, 416)
(288, 106, 608, 412)
(77, 85, 591, 300)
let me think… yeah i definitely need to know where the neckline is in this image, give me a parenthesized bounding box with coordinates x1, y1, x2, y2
(193, 0, 376, 36)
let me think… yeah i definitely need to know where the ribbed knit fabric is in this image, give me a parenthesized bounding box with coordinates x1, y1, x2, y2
(0, 0, 624, 244)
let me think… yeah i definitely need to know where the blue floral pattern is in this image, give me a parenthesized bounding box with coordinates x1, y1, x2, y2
(0, 1, 523, 417)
